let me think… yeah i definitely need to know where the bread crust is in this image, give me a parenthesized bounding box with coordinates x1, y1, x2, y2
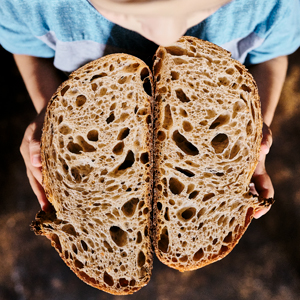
(152, 36, 271, 271)
(33, 54, 154, 294)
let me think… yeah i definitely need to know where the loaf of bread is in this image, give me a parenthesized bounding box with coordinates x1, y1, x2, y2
(152, 37, 273, 271)
(32, 37, 274, 293)
(32, 54, 153, 294)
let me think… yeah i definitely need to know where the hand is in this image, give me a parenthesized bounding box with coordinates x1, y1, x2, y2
(20, 108, 52, 211)
(250, 123, 274, 219)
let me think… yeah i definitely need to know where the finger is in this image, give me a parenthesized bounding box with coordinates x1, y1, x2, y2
(261, 123, 273, 154)
(252, 173, 274, 200)
(27, 169, 51, 212)
(253, 206, 271, 219)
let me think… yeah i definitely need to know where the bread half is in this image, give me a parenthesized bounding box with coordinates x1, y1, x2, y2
(32, 54, 153, 294)
(152, 36, 273, 271)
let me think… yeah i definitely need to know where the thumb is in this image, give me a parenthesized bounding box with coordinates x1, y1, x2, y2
(29, 138, 42, 167)
(261, 123, 272, 155)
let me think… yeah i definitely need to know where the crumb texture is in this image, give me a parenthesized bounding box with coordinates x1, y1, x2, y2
(35, 54, 153, 294)
(153, 37, 264, 271)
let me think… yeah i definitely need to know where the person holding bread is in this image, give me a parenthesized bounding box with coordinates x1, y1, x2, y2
(1, 0, 299, 217)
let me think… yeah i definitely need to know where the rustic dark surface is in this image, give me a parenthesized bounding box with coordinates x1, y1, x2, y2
(0, 45, 300, 300)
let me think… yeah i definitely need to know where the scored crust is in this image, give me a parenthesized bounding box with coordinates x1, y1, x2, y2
(32, 54, 153, 294)
(152, 36, 273, 271)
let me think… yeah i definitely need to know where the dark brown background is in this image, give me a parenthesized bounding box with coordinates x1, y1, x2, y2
(1, 45, 300, 300)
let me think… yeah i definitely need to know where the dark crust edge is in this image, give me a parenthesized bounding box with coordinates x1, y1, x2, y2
(152, 36, 265, 272)
(37, 53, 154, 295)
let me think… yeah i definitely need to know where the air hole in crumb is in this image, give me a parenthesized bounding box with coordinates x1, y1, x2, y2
(110, 103, 117, 110)
(119, 278, 129, 287)
(140, 67, 152, 96)
(157, 202, 162, 210)
(158, 227, 169, 253)
(157, 130, 166, 141)
(109, 226, 128, 247)
(99, 87, 107, 96)
(182, 121, 193, 132)
(189, 191, 199, 199)
(103, 241, 113, 253)
(165, 46, 186, 56)
(209, 114, 230, 129)
(163, 104, 173, 130)
(106, 112, 115, 124)
(58, 115, 63, 124)
(223, 232, 233, 243)
(87, 130, 99, 141)
(140, 152, 149, 164)
(193, 248, 204, 261)
(218, 77, 230, 86)
(219, 245, 229, 255)
(76, 95, 87, 107)
(241, 84, 251, 93)
(74, 259, 84, 269)
(123, 62, 140, 73)
(51, 234, 62, 253)
(175, 167, 195, 177)
(179, 108, 188, 117)
(104, 272, 114, 286)
(169, 177, 185, 195)
(211, 133, 229, 153)
(61, 85, 70, 96)
(178, 207, 196, 221)
(226, 68, 235, 75)
(246, 120, 253, 135)
(62, 224, 77, 237)
(172, 130, 199, 156)
(91, 83, 97, 91)
(118, 76, 127, 84)
(112, 141, 124, 155)
(179, 255, 188, 262)
(171, 71, 180, 80)
(234, 65, 243, 75)
(90, 73, 107, 82)
(174, 57, 188, 65)
(197, 208, 206, 218)
(230, 141, 241, 159)
(136, 231, 142, 244)
(164, 207, 170, 221)
(81, 240, 88, 251)
(175, 89, 190, 103)
(121, 198, 139, 217)
(76, 136, 96, 152)
(118, 151, 134, 171)
(138, 251, 146, 267)
(202, 193, 215, 202)
(117, 128, 130, 140)
(59, 125, 72, 135)
(186, 184, 195, 194)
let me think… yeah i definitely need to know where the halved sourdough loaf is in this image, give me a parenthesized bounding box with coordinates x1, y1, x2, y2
(32, 37, 274, 292)
(32, 54, 153, 294)
(152, 37, 273, 271)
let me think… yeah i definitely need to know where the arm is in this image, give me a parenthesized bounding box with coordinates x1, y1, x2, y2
(15, 54, 65, 211)
(248, 55, 288, 218)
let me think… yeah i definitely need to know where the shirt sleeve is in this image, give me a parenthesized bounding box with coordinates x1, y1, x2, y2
(0, 0, 54, 57)
(245, 0, 300, 65)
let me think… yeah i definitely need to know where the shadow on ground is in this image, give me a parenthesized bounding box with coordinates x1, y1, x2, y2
(0, 46, 299, 300)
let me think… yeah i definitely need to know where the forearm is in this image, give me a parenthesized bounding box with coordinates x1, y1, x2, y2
(13, 54, 65, 113)
(248, 55, 288, 127)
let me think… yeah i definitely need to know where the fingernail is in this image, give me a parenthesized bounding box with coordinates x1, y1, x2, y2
(32, 154, 41, 166)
